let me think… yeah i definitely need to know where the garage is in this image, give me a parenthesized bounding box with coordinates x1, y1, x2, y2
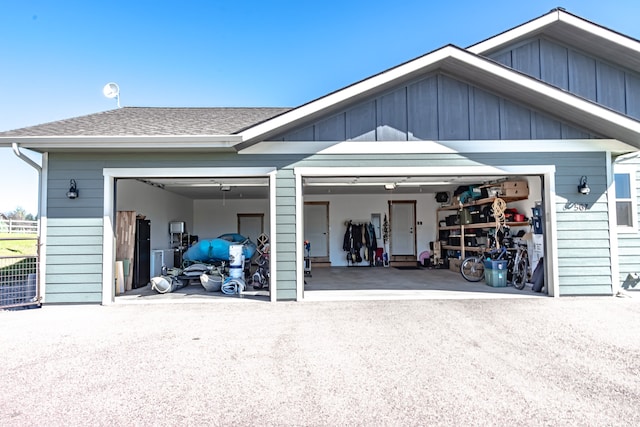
(4, 9, 637, 304)
(298, 170, 549, 300)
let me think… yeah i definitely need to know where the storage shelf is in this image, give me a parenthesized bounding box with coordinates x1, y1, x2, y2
(437, 193, 530, 259)
(442, 245, 484, 252)
(437, 196, 528, 212)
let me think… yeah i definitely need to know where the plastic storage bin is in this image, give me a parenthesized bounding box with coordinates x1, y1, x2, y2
(485, 269, 507, 287)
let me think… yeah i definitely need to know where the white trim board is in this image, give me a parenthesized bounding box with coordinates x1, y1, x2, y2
(241, 139, 635, 155)
(101, 167, 277, 305)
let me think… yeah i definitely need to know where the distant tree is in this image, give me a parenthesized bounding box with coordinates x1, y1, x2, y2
(9, 206, 28, 220)
(25, 213, 36, 221)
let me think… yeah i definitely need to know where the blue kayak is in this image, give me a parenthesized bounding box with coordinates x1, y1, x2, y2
(183, 233, 257, 263)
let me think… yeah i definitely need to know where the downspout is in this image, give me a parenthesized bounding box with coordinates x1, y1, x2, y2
(12, 142, 42, 174)
(12, 142, 45, 302)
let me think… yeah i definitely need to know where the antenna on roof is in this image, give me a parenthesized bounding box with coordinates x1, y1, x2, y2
(102, 82, 121, 108)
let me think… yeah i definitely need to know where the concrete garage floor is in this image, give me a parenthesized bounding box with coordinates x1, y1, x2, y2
(303, 266, 545, 301)
(117, 265, 545, 303)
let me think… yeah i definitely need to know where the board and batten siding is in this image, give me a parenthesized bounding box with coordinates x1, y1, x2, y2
(487, 37, 640, 120)
(617, 158, 640, 291)
(279, 73, 597, 142)
(283, 151, 613, 296)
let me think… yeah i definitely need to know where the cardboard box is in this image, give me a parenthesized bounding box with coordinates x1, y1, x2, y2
(501, 187, 529, 198)
(501, 180, 528, 189)
(449, 258, 461, 272)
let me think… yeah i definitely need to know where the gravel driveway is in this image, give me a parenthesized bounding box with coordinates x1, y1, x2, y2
(1, 296, 639, 426)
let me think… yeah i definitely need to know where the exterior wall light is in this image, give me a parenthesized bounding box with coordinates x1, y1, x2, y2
(578, 176, 590, 195)
(67, 179, 79, 199)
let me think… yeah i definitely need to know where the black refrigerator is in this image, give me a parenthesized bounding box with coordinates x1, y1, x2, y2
(133, 218, 151, 289)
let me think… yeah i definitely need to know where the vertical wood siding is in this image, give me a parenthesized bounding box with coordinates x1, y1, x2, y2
(278, 73, 596, 142)
(488, 37, 640, 120)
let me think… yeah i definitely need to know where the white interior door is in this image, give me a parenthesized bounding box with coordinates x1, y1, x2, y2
(304, 202, 329, 260)
(237, 214, 264, 245)
(390, 201, 416, 256)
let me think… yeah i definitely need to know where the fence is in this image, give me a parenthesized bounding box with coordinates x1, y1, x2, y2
(0, 219, 38, 234)
(0, 236, 40, 310)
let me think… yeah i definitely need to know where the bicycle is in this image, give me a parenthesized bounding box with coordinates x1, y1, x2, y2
(509, 238, 529, 290)
(460, 246, 508, 282)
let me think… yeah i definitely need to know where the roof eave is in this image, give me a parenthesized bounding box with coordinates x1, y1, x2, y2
(468, 9, 640, 69)
(0, 134, 242, 152)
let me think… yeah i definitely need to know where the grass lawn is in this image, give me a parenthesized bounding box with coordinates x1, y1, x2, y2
(0, 233, 39, 257)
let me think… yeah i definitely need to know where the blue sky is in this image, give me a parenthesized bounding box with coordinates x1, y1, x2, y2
(1, 0, 640, 215)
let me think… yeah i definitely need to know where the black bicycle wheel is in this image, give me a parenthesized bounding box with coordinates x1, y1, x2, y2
(461, 256, 485, 282)
(513, 255, 529, 290)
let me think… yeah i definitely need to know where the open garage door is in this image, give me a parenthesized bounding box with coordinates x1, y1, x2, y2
(101, 168, 275, 304)
(300, 171, 550, 301)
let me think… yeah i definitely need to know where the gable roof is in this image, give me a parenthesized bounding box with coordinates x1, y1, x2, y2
(237, 44, 640, 151)
(468, 8, 640, 71)
(0, 107, 290, 137)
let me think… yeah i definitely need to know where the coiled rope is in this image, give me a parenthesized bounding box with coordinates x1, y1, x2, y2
(492, 198, 507, 248)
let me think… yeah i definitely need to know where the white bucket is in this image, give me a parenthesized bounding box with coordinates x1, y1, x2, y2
(229, 244, 244, 279)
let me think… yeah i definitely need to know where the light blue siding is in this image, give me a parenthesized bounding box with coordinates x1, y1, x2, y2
(617, 158, 640, 291)
(45, 217, 103, 303)
(274, 169, 297, 300)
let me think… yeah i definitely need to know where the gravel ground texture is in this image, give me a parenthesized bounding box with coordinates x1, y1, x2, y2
(1, 296, 639, 426)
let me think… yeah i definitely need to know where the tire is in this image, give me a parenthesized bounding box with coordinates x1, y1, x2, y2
(513, 255, 529, 290)
(461, 256, 485, 282)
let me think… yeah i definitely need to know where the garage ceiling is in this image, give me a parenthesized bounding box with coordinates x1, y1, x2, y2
(135, 175, 506, 200)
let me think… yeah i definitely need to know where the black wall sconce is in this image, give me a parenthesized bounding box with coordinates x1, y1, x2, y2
(66, 179, 79, 199)
(578, 176, 590, 195)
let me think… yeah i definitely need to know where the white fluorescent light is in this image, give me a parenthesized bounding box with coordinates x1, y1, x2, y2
(189, 183, 268, 187)
(384, 184, 396, 190)
(396, 181, 451, 186)
(305, 182, 392, 186)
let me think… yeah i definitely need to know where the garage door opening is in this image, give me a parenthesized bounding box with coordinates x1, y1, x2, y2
(106, 172, 274, 303)
(301, 172, 549, 300)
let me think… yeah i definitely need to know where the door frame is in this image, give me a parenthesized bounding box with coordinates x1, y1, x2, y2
(295, 165, 559, 301)
(102, 167, 277, 304)
(388, 200, 417, 262)
(303, 201, 330, 263)
(237, 213, 264, 242)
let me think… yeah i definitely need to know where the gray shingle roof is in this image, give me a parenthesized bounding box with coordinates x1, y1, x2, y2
(0, 107, 291, 137)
